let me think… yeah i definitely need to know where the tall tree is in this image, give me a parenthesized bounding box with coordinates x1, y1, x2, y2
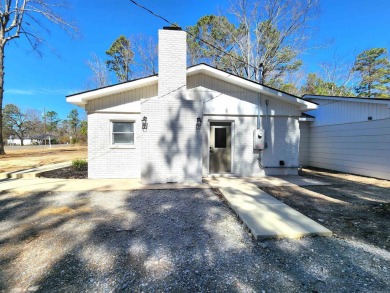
(3, 104, 38, 146)
(67, 109, 79, 142)
(131, 34, 158, 77)
(0, 0, 78, 155)
(45, 110, 60, 145)
(57, 119, 71, 144)
(187, 0, 319, 86)
(187, 15, 238, 72)
(106, 35, 134, 82)
(352, 48, 390, 98)
(46, 111, 60, 134)
(86, 53, 111, 88)
(230, 0, 318, 83)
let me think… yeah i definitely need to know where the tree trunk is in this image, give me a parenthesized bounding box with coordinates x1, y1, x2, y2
(0, 44, 5, 155)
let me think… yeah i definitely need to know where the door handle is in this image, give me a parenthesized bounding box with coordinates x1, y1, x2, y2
(210, 147, 213, 153)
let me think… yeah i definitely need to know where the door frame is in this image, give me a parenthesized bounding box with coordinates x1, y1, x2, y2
(207, 119, 235, 175)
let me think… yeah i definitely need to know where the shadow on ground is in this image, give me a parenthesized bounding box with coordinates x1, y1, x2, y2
(0, 188, 389, 292)
(261, 168, 390, 251)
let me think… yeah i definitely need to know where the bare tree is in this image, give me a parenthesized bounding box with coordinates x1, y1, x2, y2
(229, 0, 319, 83)
(319, 52, 356, 96)
(301, 51, 356, 97)
(0, 0, 78, 154)
(86, 53, 111, 88)
(131, 34, 158, 77)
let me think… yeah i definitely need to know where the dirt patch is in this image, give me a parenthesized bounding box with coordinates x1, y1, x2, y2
(39, 166, 87, 179)
(0, 145, 87, 173)
(261, 168, 390, 250)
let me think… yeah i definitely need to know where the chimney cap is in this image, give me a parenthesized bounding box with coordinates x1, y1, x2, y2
(163, 26, 182, 31)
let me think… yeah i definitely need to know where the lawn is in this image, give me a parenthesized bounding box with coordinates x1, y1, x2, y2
(0, 145, 87, 173)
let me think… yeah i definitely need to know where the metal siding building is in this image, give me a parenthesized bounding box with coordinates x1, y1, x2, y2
(300, 95, 390, 180)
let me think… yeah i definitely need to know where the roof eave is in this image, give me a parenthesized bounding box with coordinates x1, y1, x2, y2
(304, 94, 390, 108)
(66, 64, 318, 111)
(66, 76, 158, 106)
(188, 64, 318, 111)
(299, 117, 315, 122)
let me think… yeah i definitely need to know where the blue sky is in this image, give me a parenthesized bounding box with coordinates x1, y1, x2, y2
(4, 0, 390, 119)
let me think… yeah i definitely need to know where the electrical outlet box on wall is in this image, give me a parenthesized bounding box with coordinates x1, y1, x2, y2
(253, 129, 265, 150)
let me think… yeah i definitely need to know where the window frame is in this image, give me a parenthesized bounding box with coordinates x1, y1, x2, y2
(110, 120, 135, 148)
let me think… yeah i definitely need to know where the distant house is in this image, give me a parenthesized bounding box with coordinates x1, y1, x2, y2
(7, 135, 57, 146)
(67, 27, 317, 183)
(7, 137, 33, 146)
(300, 95, 390, 180)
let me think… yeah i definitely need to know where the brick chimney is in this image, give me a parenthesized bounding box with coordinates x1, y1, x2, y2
(141, 27, 202, 184)
(158, 27, 187, 97)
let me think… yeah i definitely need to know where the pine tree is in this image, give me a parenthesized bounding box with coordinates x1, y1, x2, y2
(106, 36, 134, 82)
(352, 48, 390, 98)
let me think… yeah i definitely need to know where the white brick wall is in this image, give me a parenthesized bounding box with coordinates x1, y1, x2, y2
(261, 116, 300, 175)
(140, 96, 202, 183)
(158, 29, 187, 97)
(88, 113, 142, 179)
(140, 28, 203, 184)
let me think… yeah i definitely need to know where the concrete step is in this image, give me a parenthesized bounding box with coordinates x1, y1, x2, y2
(0, 162, 71, 179)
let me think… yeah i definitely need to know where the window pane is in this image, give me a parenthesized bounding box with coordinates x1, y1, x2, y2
(113, 122, 133, 133)
(113, 133, 134, 144)
(215, 128, 227, 148)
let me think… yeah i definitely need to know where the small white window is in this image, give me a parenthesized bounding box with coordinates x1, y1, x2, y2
(112, 122, 134, 145)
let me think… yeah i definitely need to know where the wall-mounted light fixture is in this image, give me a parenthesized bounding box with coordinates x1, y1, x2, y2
(196, 117, 202, 130)
(142, 116, 148, 130)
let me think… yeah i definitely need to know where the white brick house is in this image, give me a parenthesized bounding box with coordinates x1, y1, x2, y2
(67, 27, 317, 183)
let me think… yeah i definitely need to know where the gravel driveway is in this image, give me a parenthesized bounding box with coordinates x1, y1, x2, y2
(0, 188, 389, 292)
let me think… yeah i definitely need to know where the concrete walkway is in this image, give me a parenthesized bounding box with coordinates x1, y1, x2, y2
(205, 177, 332, 240)
(205, 175, 330, 187)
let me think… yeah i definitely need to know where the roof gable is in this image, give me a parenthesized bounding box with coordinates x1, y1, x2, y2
(188, 64, 316, 110)
(67, 64, 317, 111)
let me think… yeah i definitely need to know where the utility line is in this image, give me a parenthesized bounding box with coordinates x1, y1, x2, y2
(128, 0, 260, 73)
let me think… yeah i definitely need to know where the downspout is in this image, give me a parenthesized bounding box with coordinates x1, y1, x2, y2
(258, 63, 266, 170)
(257, 63, 263, 130)
(258, 63, 267, 148)
(265, 99, 269, 149)
(257, 93, 261, 129)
